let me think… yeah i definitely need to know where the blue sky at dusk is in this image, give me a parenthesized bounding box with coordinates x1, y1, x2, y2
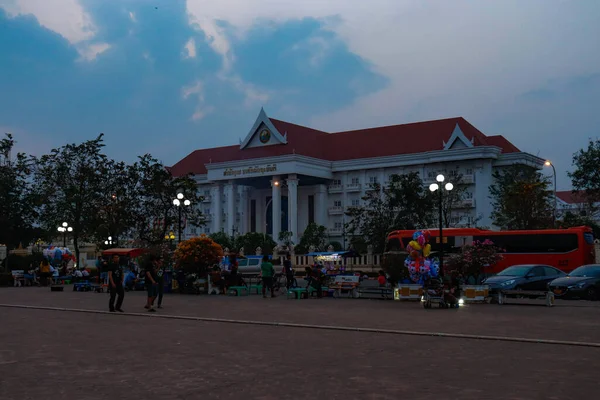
(1, 0, 599, 189)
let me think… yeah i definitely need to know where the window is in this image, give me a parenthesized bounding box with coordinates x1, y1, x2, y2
(334, 200, 342, 207)
(204, 227, 210, 234)
(204, 208, 210, 215)
(369, 176, 379, 184)
(427, 171, 435, 179)
(331, 179, 341, 186)
(530, 266, 545, 277)
(543, 267, 561, 277)
(449, 170, 458, 177)
(584, 232, 594, 245)
(465, 192, 473, 199)
(465, 168, 473, 175)
(351, 199, 360, 207)
(190, 228, 198, 235)
(203, 190, 210, 196)
(308, 195, 315, 224)
(250, 199, 256, 232)
(351, 177, 360, 185)
(473, 233, 579, 253)
(334, 222, 343, 229)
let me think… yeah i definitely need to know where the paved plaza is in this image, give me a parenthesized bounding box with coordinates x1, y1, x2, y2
(1, 288, 599, 399)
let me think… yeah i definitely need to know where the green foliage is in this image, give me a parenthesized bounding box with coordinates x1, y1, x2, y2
(296, 223, 328, 254)
(348, 236, 368, 254)
(345, 173, 434, 253)
(328, 241, 343, 251)
(440, 173, 468, 228)
(559, 211, 600, 238)
(33, 134, 110, 266)
(209, 232, 234, 251)
(278, 231, 294, 247)
(0, 133, 40, 249)
(569, 139, 600, 203)
(489, 166, 554, 229)
(128, 154, 205, 246)
(235, 232, 276, 255)
(1, 253, 45, 271)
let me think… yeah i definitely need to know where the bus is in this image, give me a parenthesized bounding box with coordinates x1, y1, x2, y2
(385, 226, 596, 274)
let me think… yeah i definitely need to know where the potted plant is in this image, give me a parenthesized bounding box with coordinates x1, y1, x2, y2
(447, 240, 503, 302)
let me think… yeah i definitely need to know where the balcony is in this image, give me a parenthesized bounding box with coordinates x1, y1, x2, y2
(346, 183, 362, 192)
(328, 206, 344, 215)
(328, 228, 343, 236)
(328, 184, 343, 193)
(460, 175, 475, 184)
(457, 199, 475, 208)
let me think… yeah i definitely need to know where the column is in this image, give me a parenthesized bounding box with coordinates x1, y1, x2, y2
(287, 175, 299, 244)
(240, 186, 250, 234)
(316, 184, 327, 226)
(226, 181, 236, 236)
(211, 184, 222, 233)
(271, 176, 282, 242)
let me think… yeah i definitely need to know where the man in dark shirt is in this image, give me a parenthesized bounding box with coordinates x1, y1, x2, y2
(144, 255, 160, 312)
(108, 254, 125, 312)
(283, 254, 294, 289)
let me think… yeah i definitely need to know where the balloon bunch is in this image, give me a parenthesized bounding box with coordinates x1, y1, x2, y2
(404, 230, 439, 284)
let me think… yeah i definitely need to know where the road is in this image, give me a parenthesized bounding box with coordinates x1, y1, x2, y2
(0, 287, 599, 400)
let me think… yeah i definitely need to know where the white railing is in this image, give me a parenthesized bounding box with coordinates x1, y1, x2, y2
(328, 206, 344, 215)
(328, 184, 343, 193)
(328, 228, 343, 235)
(292, 254, 382, 272)
(461, 175, 475, 184)
(346, 183, 362, 191)
(202, 195, 212, 202)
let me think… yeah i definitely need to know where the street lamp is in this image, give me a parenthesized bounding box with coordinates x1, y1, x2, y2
(164, 231, 176, 250)
(104, 236, 113, 246)
(429, 174, 454, 274)
(57, 222, 73, 247)
(173, 193, 191, 243)
(544, 160, 557, 226)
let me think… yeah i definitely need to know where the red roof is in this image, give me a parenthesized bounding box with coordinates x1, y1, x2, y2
(556, 190, 589, 204)
(170, 116, 522, 176)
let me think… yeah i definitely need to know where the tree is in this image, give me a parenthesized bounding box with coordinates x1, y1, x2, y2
(569, 139, 600, 203)
(345, 173, 434, 253)
(209, 232, 234, 251)
(440, 174, 468, 228)
(34, 135, 110, 267)
(296, 223, 328, 254)
(489, 165, 554, 229)
(128, 154, 206, 246)
(559, 211, 600, 238)
(236, 232, 276, 255)
(0, 134, 40, 249)
(278, 231, 294, 247)
(446, 239, 504, 279)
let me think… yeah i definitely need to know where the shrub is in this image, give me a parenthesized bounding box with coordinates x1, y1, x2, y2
(174, 235, 224, 275)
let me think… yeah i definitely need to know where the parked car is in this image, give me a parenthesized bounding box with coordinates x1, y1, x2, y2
(482, 264, 566, 295)
(548, 264, 600, 300)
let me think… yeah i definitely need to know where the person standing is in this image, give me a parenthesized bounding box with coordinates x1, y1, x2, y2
(260, 254, 275, 298)
(144, 255, 160, 312)
(283, 254, 295, 289)
(156, 258, 166, 309)
(108, 255, 125, 312)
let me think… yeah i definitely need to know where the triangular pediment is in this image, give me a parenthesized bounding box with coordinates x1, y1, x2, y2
(443, 123, 474, 150)
(240, 108, 288, 149)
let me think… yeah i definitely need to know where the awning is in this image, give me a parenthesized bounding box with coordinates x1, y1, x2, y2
(102, 248, 148, 258)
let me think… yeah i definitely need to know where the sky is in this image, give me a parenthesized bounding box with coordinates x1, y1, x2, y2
(0, 0, 599, 190)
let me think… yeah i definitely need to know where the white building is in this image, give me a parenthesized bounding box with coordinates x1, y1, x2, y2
(556, 191, 600, 222)
(170, 108, 543, 243)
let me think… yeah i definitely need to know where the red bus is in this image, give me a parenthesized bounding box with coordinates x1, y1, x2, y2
(385, 226, 596, 274)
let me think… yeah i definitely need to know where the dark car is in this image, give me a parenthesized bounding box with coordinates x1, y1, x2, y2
(482, 264, 566, 295)
(548, 265, 600, 300)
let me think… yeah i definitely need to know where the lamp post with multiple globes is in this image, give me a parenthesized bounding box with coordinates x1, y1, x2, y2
(172, 193, 191, 243)
(57, 222, 73, 247)
(429, 174, 454, 274)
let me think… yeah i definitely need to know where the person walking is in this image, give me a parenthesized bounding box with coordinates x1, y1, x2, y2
(144, 255, 160, 312)
(108, 254, 125, 312)
(260, 254, 276, 298)
(283, 254, 295, 289)
(156, 258, 166, 309)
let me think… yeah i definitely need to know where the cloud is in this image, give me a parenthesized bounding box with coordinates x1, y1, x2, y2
(128, 11, 135, 23)
(0, 0, 112, 61)
(182, 37, 196, 59)
(181, 80, 214, 121)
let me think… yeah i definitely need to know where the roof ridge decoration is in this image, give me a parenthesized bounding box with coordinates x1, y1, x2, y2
(443, 123, 474, 150)
(240, 107, 288, 149)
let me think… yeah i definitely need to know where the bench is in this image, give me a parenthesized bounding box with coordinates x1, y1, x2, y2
(228, 286, 249, 296)
(498, 290, 555, 307)
(307, 286, 330, 297)
(328, 275, 361, 299)
(249, 284, 262, 295)
(358, 287, 393, 299)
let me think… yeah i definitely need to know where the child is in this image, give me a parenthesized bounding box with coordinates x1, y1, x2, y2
(377, 270, 387, 287)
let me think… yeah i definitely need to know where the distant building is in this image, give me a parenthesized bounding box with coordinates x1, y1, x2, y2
(170, 108, 544, 243)
(556, 190, 600, 222)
